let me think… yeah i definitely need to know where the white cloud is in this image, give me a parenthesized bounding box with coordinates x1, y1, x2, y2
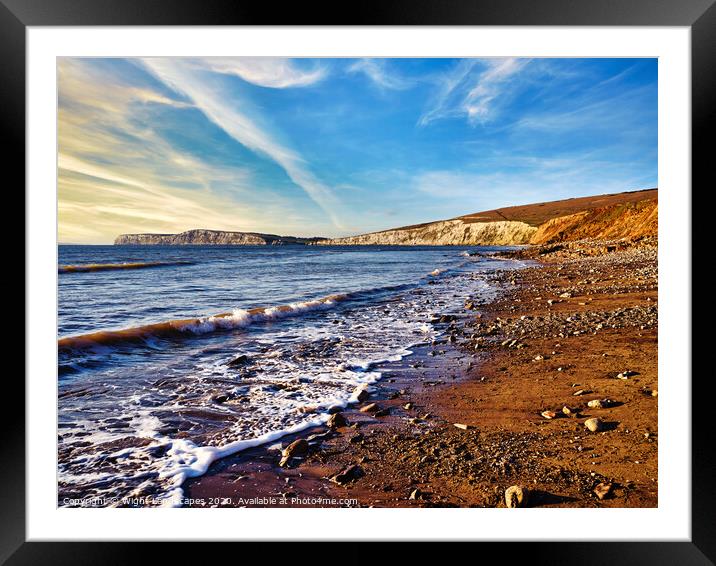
(463, 58, 527, 123)
(418, 58, 528, 126)
(57, 58, 325, 243)
(348, 59, 412, 90)
(141, 58, 344, 229)
(196, 57, 326, 88)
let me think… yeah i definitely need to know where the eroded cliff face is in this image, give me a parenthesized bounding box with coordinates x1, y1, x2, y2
(114, 192, 657, 247)
(318, 219, 538, 246)
(530, 200, 658, 245)
(114, 229, 323, 246)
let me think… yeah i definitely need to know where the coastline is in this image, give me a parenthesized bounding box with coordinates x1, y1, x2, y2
(181, 237, 657, 508)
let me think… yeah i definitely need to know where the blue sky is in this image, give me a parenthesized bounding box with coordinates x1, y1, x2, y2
(58, 57, 657, 243)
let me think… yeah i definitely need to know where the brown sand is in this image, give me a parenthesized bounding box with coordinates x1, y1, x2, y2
(183, 239, 657, 508)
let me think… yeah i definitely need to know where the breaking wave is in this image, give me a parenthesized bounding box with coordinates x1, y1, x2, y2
(59, 261, 194, 274)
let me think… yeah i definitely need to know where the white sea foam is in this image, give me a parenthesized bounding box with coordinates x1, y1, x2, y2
(58, 254, 529, 506)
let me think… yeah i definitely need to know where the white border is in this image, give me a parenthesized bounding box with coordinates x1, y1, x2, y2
(27, 26, 691, 541)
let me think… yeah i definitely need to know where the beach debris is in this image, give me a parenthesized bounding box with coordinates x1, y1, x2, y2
(327, 412, 348, 429)
(559, 292, 572, 299)
(593, 482, 613, 500)
(651, 389, 658, 397)
(505, 485, 529, 508)
(359, 402, 379, 413)
(330, 464, 364, 486)
(541, 410, 557, 420)
(403, 402, 414, 410)
(573, 389, 590, 396)
(584, 417, 603, 432)
(562, 406, 573, 416)
(279, 438, 309, 467)
(409, 488, 422, 500)
(453, 423, 472, 431)
(617, 370, 637, 380)
(534, 355, 544, 361)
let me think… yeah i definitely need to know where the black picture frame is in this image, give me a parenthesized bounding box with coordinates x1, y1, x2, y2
(7, 0, 709, 562)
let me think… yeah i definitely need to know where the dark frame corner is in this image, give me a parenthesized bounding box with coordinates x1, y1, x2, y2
(7, 0, 711, 563)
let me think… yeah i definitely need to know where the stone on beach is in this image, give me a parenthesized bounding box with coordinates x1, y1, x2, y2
(453, 423, 472, 430)
(505, 485, 529, 508)
(360, 402, 379, 413)
(327, 412, 348, 429)
(330, 464, 364, 485)
(584, 417, 603, 432)
(354, 385, 370, 402)
(279, 438, 309, 467)
(593, 482, 613, 500)
(541, 410, 557, 419)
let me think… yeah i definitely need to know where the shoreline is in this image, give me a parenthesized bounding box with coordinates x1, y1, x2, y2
(181, 238, 657, 508)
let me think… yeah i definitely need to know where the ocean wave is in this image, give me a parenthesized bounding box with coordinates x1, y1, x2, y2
(58, 294, 349, 352)
(59, 261, 194, 273)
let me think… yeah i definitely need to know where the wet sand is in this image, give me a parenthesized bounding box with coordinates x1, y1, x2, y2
(183, 239, 657, 508)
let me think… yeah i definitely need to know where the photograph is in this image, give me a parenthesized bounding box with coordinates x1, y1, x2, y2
(56, 56, 660, 509)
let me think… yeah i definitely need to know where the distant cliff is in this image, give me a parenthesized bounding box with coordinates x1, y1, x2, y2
(318, 219, 538, 246)
(319, 189, 657, 247)
(115, 189, 657, 247)
(114, 229, 325, 246)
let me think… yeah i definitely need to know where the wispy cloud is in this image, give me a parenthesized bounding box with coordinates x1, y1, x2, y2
(57, 58, 319, 243)
(348, 59, 413, 91)
(196, 57, 326, 88)
(419, 58, 528, 126)
(142, 58, 344, 229)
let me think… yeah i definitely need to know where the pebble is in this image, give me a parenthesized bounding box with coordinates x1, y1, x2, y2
(505, 485, 528, 508)
(453, 423, 471, 430)
(330, 465, 364, 485)
(360, 403, 379, 413)
(584, 417, 603, 432)
(354, 386, 370, 402)
(327, 412, 348, 429)
(593, 482, 613, 500)
(279, 438, 309, 467)
(541, 411, 557, 420)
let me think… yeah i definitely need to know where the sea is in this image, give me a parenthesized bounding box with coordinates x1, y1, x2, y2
(57, 244, 527, 507)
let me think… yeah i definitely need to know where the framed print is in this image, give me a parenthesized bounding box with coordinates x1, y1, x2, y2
(8, 0, 712, 561)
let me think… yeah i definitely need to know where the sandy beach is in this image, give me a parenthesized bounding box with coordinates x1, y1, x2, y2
(182, 237, 657, 508)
